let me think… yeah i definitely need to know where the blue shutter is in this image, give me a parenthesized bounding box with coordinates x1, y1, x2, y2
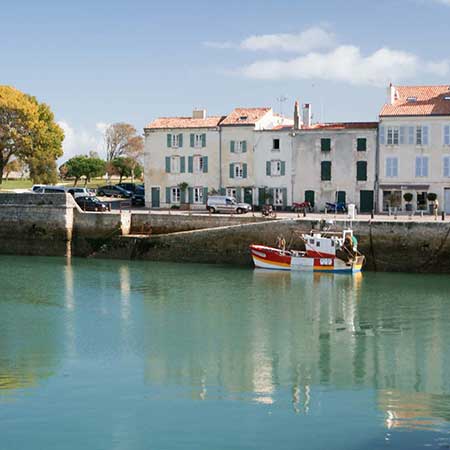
(165, 157, 171, 173)
(379, 126, 385, 145)
(230, 141, 235, 153)
(415, 156, 421, 177)
(166, 187, 171, 203)
(202, 134, 206, 147)
(188, 156, 193, 173)
(399, 126, 406, 145)
(243, 163, 248, 179)
(423, 126, 429, 145)
(229, 164, 234, 179)
(266, 161, 271, 176)
(444, 157, 450, 177)
(282, 188, 287, 208)
(190, 134, 194, 147)
(280, 161, 286, 176)
(203, 187, 208, 203)
(393, 158, 398, 177)
(180, 189, 186, 203)
(188, 187, 193, 203)
(242, 141, 247, 152)
(408, 127, 415, 145)
(203, 156, 208, 173)
(445, 126, 450, 145)
(167, 134, 171, 148)
(180, 156, 185, 173)
(178, 134, 183, 147)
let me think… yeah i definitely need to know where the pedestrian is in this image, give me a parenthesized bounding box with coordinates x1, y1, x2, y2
(434, 199, 439, 220)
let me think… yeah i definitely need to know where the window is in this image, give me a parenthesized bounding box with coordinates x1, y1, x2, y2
(193, 156, 204, 173)
(271, 160, 281, 176)
(357, 138, 367, 151)
(274, 188, 284, 206)
(444, 126, 450, 145)
(356, 161, 367, 181)
(443, 156, 450, 177)
(234, 163, 243, 178)
(193, 187, 204, 204)
(387, 127, 399, 145)
(416, 127, 423, 145)
(273, 139, 280, 151)
(386, 157, 398, 177)
(171, 134, 179, 148)
(321, 138, 331, 152)
(171, 187, 180, 203)
(233, 140, 246, 153)
(321, 161, 331, 181)
(415, 156, 429, 177)
(226, 188, 237, 198)
(171, 156, 180, 173)
(194, 134, 203, 148)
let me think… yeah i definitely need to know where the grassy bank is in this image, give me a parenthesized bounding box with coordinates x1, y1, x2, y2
(0, 178, 142, 191)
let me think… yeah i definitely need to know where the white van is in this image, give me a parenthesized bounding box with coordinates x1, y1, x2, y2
(33, 185, 66, 194)
(206, 196, 252, 214)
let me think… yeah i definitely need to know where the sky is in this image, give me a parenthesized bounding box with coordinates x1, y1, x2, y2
(2, 0, 450, 161)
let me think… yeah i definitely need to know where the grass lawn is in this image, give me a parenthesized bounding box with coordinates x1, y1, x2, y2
(0, 179, 33, 190)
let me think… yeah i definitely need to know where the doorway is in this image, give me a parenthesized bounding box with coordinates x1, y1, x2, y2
(151, 187, 160, 208)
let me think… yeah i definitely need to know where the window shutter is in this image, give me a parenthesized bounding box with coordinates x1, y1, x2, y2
(188, 187, 193, 203)
(202, 134, 206, 147)
(166, 187, 171, 203)
(203, 156, 208, 173)
(178, 134, 183, 147)
(167, 134, 172, 148)
(357, 138, 366, 151)
(269, 188, 274, 204)
(379, 126, 385, 145)
(321, 138, 331, 152)
(422, 126, 429, 145)
(243, 163, 248, 179)
(280, 161, 286, 176)
(266, 161, 271, 176)
(393, 158, 398, 177)
(180, 156, 186, 173)
(415, 157, 421, 177)
(180, 189, 186, 204)
(423, 157, 429, 177)
(321, 161, 331, 181)
(203, 187, 208, 203)
(305, 190, 315, 206)
(399, 127, 406, 145)
(236, 188, 242, 202)
(445, 126, 450, 145)
(282, 188, 287, 208)
(356, 161, 367, 181)
(444, 157, 450, 177)
(230, 141, 235, 153)
(165, 157, 171, 173)
(408, 127, 415, 145)
(190, 134, 194, 147)
(188, 156, 193, 173)
(229, 163, 234, 179)
(219, 187, 226, 195)
(242, 141, 247, 152)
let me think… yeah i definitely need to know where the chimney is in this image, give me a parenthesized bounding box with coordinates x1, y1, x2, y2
(302, 103, 312, 128)
(294, 100, 300, 130)
(192, 109, 207, 119)
(387, 83, 396, 105)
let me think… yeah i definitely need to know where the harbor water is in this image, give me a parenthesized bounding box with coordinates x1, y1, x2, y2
(1, 255, 450, 449)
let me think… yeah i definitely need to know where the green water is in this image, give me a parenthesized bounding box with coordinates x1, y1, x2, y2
(1, 256, 450, 450)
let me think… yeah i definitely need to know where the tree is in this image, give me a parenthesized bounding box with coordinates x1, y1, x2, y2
(29, 156, 58, 185)
(4, 159, 23, 180)
(61, 155, 105, 186)
(104, 123, 143, 162)
(110, 157, 133, 183)
(0, 86, 64, 184)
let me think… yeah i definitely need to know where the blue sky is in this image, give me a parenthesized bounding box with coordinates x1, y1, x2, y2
(2, 0, 450, 159)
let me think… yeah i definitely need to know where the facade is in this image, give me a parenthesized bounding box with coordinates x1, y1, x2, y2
(379, 85, 450, 213)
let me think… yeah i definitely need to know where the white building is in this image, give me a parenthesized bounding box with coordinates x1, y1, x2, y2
(379, 84, 450, 213)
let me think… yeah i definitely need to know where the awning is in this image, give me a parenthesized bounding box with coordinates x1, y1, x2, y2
(380, 184, 430, 190)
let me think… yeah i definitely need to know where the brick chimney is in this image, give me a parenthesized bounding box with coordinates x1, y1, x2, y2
(192, 109, 206, 119)
(294, 100, 300, 130)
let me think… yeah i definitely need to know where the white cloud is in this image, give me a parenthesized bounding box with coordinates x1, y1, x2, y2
(434, 0, 450, 5)
(240, 27, 336, 53)
(240, 45, 449, 87)
(58, 121, 108, 163)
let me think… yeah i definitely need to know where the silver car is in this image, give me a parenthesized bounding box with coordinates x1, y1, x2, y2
(206, 196, 252, 214)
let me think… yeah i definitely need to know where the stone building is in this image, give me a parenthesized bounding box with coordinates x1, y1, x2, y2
(379, 84, 450, 213)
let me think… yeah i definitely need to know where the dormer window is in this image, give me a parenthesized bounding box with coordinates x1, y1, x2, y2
(444, 96, 450, 101)
(239, 115, 248, 121)
(406, 96, 417, 103)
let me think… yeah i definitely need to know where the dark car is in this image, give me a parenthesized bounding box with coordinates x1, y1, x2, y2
(76, 196, 108, 212)
(97, 185, 132, 198)
(131, 187, 145, 206)
(117, 182, 144, 193)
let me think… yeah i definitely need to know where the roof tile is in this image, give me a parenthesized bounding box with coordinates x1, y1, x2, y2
(220, 107, 271, 125)
(145, 116, 225, 130)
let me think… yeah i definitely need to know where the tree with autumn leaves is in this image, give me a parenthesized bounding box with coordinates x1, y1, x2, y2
(0, 86, 64, 184)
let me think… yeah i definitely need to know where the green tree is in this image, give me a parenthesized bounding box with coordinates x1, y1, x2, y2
(110, 157, 134, 183)
(61, 155, 105, 186)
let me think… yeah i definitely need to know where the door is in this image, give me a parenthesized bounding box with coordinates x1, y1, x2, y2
(336, 191, 346, 204)
(244, 188, 253, 205)
(359, 190, 374, 213)
(445, 189, 450, 214)
(305, 190, 315, 207)
(151, 187, 160, 208)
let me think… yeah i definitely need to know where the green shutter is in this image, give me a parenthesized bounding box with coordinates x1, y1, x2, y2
(188, 187, 193, 203)
(357, 161, 367, 181)
(266, 161, 271, 176)
(258, 188, 266, 206)
(321, 138, 331, 152)
(167, 134, 171, 148)
(280, 161, 286, 176)
(321, 161, 331, 181)
(230, 141, 235, 153)
(242, 141, 247, 152)
(202, 156, 208, 173)
(236, 188, 242, 202)
(282, 188, 287, 209)
(165, 157, 171, 173)
(180, 189, 186, 204)
(269, 188, 274, 204)
(178, 134, 183, 147)
(229, 163, 234, 179)
(190, 134, 194, 147)
(202, 134, 206, 147)
(219, 188, 226, 195)
(180, 156, 185, 173)
(305, 190, 315, 206)
(188, 156, 193, 173)
(243, 163, 248, 179)
(203, 187, 208, 203)
(357, 138, 367, 151)
(166, 187, 171, 204)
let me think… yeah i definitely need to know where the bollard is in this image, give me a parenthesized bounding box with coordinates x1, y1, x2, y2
(442, 211, 446, 221)
(303, 209, 306, 217)
(371, 209, 374, 219)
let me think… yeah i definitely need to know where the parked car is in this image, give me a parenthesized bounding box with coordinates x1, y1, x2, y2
(75, 196, 108, 212)
(206, 196, 252, 214)
(117, 182, 144, 193)
(33, 185, 66, 194)
(31, 184, 45, 193)
(97, 185, 132, 198)
(67, 187, 95, 198)
(131, 187, 145, 206)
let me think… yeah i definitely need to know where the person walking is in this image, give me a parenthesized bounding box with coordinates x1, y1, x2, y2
(434, 199, 440, 220)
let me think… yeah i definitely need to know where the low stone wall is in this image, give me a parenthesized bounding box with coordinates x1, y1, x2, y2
(130, 212, 268, 234)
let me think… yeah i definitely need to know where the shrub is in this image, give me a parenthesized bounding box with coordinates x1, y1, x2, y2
(403, 192, 413, 202)
(427, 192, 437, 202)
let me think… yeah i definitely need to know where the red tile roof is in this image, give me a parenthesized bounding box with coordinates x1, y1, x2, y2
(303, 122, 378, 130)
(145, 116, 225, 130)
(380, 85, 450, 117)
(220, 107, 271, 126)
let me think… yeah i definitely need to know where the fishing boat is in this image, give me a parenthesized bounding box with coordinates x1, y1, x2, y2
(250, 229, 364, 273)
